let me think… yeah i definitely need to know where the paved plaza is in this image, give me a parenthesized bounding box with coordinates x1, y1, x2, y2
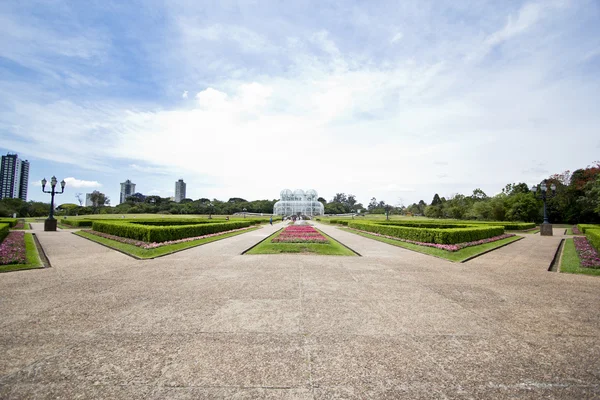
(0, 222, 599, 399)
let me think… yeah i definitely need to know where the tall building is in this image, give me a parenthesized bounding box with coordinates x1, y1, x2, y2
(120, 179, 136, 204)
(174, 179, 186, 202)
(0, 153, 30, 201)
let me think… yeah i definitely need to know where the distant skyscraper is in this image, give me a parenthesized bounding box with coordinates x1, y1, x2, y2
(120, 179, 136, 204)
(0, 153, 30, 201)
(174, 179, 186, 203)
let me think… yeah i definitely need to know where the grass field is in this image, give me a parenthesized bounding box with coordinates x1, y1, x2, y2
(341, 228, 522, 262)
(75, 227, 260, 259)
(560, 238, 600, 276)
(246, 229, 357, 256)
(0, 233, 43, 273)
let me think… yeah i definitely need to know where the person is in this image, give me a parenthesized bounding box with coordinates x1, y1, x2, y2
(226, 216, 229, 221)
(270, 216, 273, 225)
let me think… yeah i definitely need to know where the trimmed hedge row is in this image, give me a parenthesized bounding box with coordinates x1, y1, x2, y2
(578, 224, 600, 234)
(0, 223, 9, 243)
(347, 221, 504, 244)
(378, 220, 535, 230)
(92, 220, 254, 243)
(586, 229, 600, 253)
(0, 218, 18, 228)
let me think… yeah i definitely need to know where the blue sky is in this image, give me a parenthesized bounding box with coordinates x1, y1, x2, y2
(1, 0, 599, 207)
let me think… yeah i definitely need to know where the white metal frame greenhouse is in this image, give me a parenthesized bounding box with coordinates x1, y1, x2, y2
(273, 189, 325, 217)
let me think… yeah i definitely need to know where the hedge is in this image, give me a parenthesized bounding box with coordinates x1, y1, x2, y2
(91, 220, 254, 242)
(0, 218, 18, 228)
(586, 229, 600, 253)
(347, 221, 504, 244)
(0, 223, 9, 243)
(378, 220, 535, 231)
(578, 224, 600, 234)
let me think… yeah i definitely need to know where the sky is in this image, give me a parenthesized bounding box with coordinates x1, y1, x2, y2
(1, 0, 599, 207)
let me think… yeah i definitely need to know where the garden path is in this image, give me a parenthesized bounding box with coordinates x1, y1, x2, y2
(1, 221, 598, 398)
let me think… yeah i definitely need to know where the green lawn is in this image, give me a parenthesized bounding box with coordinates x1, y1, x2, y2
(341, 228, 522, 262)
(246, 229, 357, 256)
(560, 238, 600, 276)
(565, 228, 573, 235)
(75, 227, 259, 259)
(0, 233, 43, 273)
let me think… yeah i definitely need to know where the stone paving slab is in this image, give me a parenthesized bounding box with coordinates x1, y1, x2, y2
(0, 220, 599, 398)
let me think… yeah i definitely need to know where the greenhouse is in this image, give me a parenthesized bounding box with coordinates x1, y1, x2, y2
(273, 189, 325, 217)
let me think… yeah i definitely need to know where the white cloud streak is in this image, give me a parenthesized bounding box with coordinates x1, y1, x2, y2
(63, 177, 102, 188)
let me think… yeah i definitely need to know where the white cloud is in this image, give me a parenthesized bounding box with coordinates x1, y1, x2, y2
(182, 91, 188, 99)
(63, 177, 102, 188)
(390, 32, 403, 44)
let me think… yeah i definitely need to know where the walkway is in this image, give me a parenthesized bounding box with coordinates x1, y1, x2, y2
(0, 222, 599, 399)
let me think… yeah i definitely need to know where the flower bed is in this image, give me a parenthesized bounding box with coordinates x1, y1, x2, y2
(350, 227, 515, 252)
(573, 236, 600, 269)
(12, 221, 25, 229)
(572, 225, 581, 235)
(0, 231, 26, 265)
(271, 225, 329, 243)
(82, 226, 254, 249)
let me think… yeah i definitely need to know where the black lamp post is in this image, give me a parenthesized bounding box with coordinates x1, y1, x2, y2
(243, 207, 247, 218)
(42, 176, 66, 231)
(531, 180, 556, 236)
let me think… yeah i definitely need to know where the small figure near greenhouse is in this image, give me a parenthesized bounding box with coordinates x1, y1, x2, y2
(270, 216, 273, 225)
(226, 216, 229, 221)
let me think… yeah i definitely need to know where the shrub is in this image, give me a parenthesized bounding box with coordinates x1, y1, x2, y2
(379, 220, 535, 230)
(0, 223, 9, 243)
(92, 220, 254, 242)
(586, 229, 600, 253)
(62, 220, 95, 227)
(578, 224, 600, 234)
(347, 221, 504, 244)
(0, 218, 18, 228)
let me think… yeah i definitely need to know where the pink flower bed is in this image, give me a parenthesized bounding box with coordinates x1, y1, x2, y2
(573, 237, 600, 269)
(572, 226, 581, 235)
(0, 231, 27, 265)
(350, 228, 516, 252)
(82, 226, 254, 249)
(272, 225, 329, 243)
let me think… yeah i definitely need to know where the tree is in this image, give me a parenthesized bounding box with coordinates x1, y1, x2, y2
(368, 197, 378, 211)
(317, 197, 327, 204)
(431, 193, 442, 206)
(89, 190, 110, 213)
(75, 193, 84, 206)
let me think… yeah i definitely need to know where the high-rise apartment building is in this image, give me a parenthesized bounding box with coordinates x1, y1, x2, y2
(120, 179, 136, 204)
(0, 153, 30, 200)
(174, 179, 186, 203)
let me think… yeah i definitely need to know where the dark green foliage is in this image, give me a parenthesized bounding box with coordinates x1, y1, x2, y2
(378, 220, 535, 230)
(586, 229, 600, 253)
(92, 220, 254, 242)
(0, 218, 18, 228)
(0, 223, 9, 243)
(347, 221, 504, 244)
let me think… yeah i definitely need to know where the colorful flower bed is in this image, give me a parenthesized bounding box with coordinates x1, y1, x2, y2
(573, 237, 600, 269)
(82, 226, 254, 249)
(572, 225, 581, 235)
(271, 225, 329, 243)
(12, 221, 25, 229)
(0, 231, 27, 265)
(350, 228, 516, 252)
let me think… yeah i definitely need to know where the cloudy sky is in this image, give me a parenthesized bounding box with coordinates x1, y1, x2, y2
(1, 0, 599, 207)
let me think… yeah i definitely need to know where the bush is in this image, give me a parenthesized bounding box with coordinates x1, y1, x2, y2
(347, 221, 504, 244)
(586, 229, 600, 253)
(379, 220, 535, 230)
(92, 220, 254, 242)
(0, 223, 9, 243)
(578, 224, 600, 234)
(0, 218, 18, 228)
(62, 219, 95, 227)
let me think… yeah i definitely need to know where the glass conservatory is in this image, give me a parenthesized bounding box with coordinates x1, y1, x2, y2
(273, 189, 325, 217)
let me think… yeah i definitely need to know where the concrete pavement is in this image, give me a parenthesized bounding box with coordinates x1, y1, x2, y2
(0, 222, 599, 399)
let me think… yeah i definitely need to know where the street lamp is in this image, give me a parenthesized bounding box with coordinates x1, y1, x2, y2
(531, 180, 556, 236)
(41, 176, 66, 231)
(243, 207, 247, 218)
